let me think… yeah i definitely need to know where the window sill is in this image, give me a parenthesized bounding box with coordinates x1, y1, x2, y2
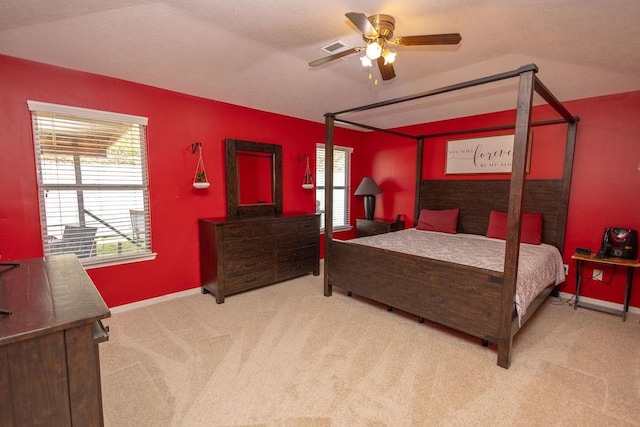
(81, 252, 157, 269)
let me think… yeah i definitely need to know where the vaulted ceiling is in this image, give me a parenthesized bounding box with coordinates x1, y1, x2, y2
(1, 0, 639, 129)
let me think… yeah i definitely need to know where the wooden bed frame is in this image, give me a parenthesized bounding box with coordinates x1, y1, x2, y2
(322, 64, 579, 368)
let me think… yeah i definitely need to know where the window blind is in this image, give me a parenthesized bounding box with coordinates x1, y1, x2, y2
(316, 144, 353, 230)
(28, 101, 153, 267)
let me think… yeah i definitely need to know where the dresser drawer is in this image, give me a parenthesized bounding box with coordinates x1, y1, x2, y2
(277, 257, 316, 280)
(222, 223, 252, 240)
(277, 245, 317, 263)
(277, 246, 316, 262)
(225, 218, 307, 239)
(298, 216, 319, 233)
(251, 220, 292, 237)
(225, 268, 276, 293)
(278, 231, 318, 251)
(223, 236, 273, 258)
(225, 253, 274, 277)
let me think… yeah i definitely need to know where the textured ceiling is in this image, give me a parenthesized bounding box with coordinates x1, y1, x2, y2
(1, 0, 639, 129)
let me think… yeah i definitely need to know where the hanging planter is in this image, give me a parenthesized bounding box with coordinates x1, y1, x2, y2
(302, 155, 314, 190)
(192, 142, 210, 189)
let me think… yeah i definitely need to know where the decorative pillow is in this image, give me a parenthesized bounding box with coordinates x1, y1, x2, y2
(485, 210, 543, 245)
(416, 208, 459, 234)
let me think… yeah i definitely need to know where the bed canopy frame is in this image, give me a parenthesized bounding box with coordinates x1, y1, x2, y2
(322, 64, 579, 368)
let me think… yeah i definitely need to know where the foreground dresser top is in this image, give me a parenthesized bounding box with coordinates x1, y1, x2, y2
(0, 254, 110, 345)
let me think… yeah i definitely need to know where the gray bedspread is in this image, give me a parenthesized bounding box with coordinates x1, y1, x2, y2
(346, 229, 565, 324)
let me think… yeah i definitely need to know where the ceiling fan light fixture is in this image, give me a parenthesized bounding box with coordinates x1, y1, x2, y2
(360, 55, 373, 67)
(365, 41, 382, 60)
(308, 11, 462, 81)
(381, 49, 396, 64)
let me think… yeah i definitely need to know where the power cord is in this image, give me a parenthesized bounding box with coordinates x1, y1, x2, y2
(550, 264, 618, 309)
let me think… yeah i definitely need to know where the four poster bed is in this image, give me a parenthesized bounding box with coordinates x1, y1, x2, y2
(322, 64, 578, 368)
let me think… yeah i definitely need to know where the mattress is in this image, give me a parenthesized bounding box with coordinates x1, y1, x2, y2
(346, 228, 566, 324)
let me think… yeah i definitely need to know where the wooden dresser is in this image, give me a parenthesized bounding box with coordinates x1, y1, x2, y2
(199, 213, 320, 303)
(0, 255, 111, 427)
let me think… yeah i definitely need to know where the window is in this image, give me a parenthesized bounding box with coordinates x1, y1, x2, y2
(28, 101, 154, 267)
(316, 144, 353, 231)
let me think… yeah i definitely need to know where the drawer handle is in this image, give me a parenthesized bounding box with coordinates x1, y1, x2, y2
(93, 320, 110, 343)
(245, 261, 258, 267)
(245, 277, 257, 283)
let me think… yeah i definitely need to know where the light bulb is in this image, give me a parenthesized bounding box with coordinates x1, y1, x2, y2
(365, 42, 382, 60)
(381, 49, 396, 65)
(360, 55, 372, 67)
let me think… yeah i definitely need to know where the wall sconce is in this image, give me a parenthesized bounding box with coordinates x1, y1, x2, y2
(191, 142, 210, 189)
(298, 154, 314, 190)
(354, 177, 382, 220)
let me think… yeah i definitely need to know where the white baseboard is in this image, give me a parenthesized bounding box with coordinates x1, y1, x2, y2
(109, 281, 639, 318)
(558, 291, 640, 315)
(109, 261, 326, 314)
(109, 287, 201, 314)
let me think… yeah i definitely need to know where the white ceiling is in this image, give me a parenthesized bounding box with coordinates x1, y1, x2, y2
(1, 0, 639, 130)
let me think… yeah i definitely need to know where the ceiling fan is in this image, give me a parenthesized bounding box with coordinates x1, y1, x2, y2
(309, 12, 461, 81)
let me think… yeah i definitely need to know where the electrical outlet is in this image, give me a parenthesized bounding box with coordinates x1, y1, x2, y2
(563, 264, 569, 275)
(592, 269, 603, 281)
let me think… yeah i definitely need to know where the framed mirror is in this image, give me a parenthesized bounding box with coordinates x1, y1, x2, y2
(225, 138, 282, 218)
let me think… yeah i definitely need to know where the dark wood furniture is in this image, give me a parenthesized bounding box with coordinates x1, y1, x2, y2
(356, 218, 405, 237)
(199, 213, 320, 303)
(323, 64, 579, 368)
(0, 255, 110, 426)
(571, 253, 639, 321)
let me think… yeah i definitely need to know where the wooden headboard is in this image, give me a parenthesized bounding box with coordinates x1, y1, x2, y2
(418, 179, 564, 248)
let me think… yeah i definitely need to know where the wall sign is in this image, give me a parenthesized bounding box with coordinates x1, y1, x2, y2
(445, 134, 531, 174)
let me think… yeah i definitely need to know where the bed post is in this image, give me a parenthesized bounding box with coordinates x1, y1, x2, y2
(497, 67, 536, 368)
(324, 113, 335, 297)
(414, 137, 424, 226)
(555, 120, 578, 254)
(532, 76, 579, 255)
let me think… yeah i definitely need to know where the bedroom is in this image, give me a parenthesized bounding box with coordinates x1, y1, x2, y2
(0, 0, 639, 425)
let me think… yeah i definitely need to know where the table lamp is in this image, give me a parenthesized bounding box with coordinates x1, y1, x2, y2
(354, 177, 382, 220)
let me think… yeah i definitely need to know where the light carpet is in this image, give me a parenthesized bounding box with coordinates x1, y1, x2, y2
(100, 268, 640, 426)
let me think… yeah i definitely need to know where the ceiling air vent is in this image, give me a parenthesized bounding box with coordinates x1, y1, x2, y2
(321, 40, 351, 54)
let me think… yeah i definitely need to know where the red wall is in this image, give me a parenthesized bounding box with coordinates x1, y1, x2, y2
(359, 93, 640, 308)
(0, 54, 363, 307)
(2, 54, 638, 310)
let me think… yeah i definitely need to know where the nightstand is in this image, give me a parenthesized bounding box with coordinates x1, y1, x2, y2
(571, 253, 640, 321)
(356, 218, 405, 238)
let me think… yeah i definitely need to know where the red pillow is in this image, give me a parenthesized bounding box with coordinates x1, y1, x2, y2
(486, 210, 543, 245)
(416, 208, 459, 234)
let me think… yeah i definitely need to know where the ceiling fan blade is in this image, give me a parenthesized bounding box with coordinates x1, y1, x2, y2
(308, 47, 362, 67)
(346, 12, 378, 36)
(376, 57, 396, 81)
(394, 33, 461, 46)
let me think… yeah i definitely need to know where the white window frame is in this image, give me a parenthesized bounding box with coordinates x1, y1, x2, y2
(316, 143, 353, 233)
(28, 100, 156, 268)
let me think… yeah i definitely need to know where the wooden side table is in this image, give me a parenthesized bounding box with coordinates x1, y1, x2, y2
(356, 218, 405, 238)
(571, 253, 640, 321)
